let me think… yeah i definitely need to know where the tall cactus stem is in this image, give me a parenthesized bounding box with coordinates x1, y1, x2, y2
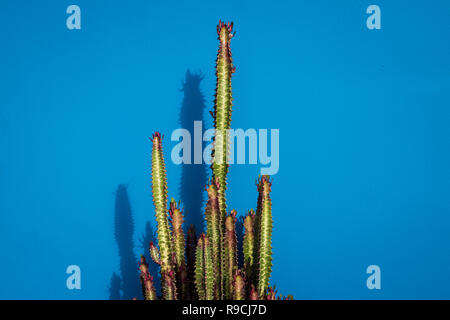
(211, 20, 235, 254)
(169, 198, 186, 270)
(150, 132, 173, 273)
(256, 176, 273, 298)
(194, 235, 206, 300)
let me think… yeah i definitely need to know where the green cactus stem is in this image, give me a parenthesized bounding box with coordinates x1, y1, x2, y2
(243, 209, 256, 285)
(139, 255, 157, 300)
(233, 270, 245, 300)
(211, 20, 235, 232)
(204, 180, 222, 298)
(256, 176, 273, 298)
(150, 132, 173, 271)
(162, 270, 177, 300)
(203, 235, 215, 300)
(194, 234, 206, 300)
(169, 198, 189, 299)
(223, 210, 238, 299)
(169, 198, 186, 270)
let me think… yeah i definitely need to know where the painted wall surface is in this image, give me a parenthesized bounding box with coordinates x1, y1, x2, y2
(0, 0, 449, 299)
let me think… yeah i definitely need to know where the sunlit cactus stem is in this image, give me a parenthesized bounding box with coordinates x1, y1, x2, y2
(249, 284, 259, 300)
(233, 270, 246, 300)
(162, 270, 177, 300)
(243, 209, 256, 286)
(194, 235, 206, 300)
(256, 176, 273, 298)
(223, 210, 238, 299)
(150, 132, 176, 299)
(170, 199, 186, 269)
(139, 256, 157, 300)
(203, 235, 215, 300)
(212, 22, 235, 227)
(204, 180, 222, 298)
(194, 234, 214, 300)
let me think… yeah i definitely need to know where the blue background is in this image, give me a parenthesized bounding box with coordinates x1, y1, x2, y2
(0, 0, 449, 299)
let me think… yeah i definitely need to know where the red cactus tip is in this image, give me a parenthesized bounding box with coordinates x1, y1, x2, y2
(217, 20, 235, 36)
(150, 132, 163, 142)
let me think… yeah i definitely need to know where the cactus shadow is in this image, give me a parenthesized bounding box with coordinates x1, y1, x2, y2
(178, 70, 208, 234)
(107, 272, 121, 300)
(108, 184, 141, 300)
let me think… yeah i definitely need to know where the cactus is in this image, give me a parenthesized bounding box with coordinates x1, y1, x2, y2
(139, 21, 291, 300)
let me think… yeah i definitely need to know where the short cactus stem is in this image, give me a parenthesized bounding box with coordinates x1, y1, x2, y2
(243, 209, 256, 286)
(233, 270, 245, 300)
(162, 270, 177, 300)
(223, 210, 238, 299)
(249, 284, 259, 300)
(139, 255, 157, 300)
(194, 233, 215, 300)
(205, 180, 222, 298)
(203, 235, 215, 300)
(194, 235, 206, 300)
(150, 132, 173, 274)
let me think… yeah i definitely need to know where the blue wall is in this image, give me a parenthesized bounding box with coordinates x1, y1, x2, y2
(0, 0, 449, 299)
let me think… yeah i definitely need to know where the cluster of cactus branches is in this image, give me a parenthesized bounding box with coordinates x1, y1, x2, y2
(138, 21, 292, 300)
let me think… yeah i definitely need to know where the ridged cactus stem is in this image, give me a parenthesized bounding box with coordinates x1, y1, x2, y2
(194, 235, 206, 300)
(162, 270, 177, 300)
(150, 132, 176, 299)
(195, 234, 214, 300)
(211, 20, 235, 250)
(205, 181, 222, 298)
(169, 199, 186, 270)
(139, 256, 157, 300)
(150, 132, 173, 271)
(233, 270, 246, 300)
(223, 210, 238, 299)
(203, 235, 215, 300)
(249, 284, 259, 300)
(243, 209, 256, 287)
(256, 176, 273, 298)
(170, 199, 189, 300)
